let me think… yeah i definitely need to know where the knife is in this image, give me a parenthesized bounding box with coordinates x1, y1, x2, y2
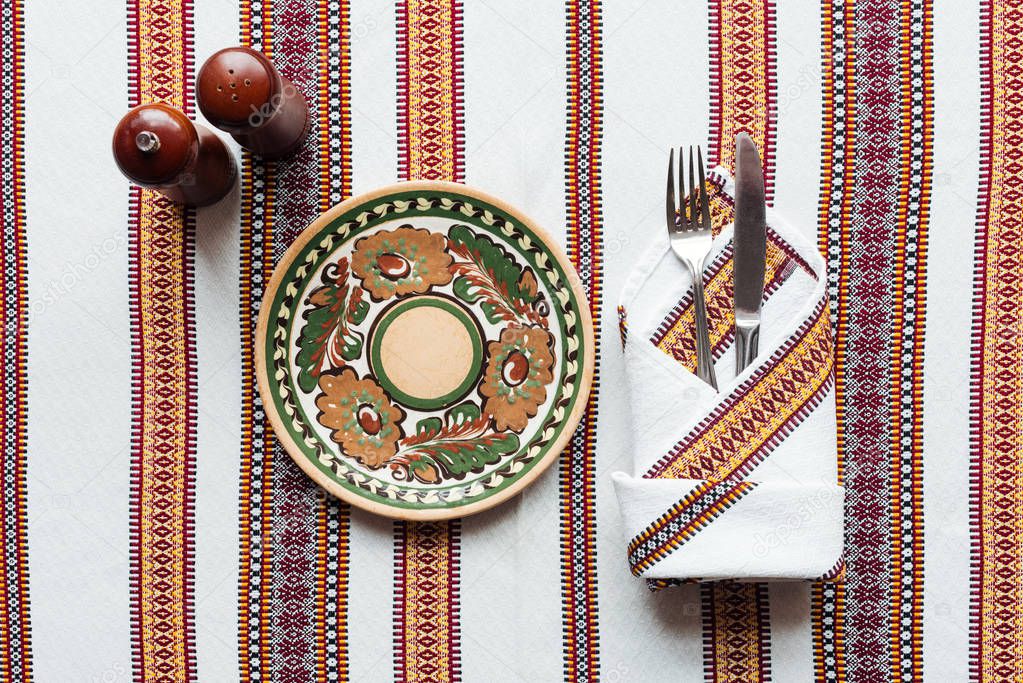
(733, 133, 767, 372)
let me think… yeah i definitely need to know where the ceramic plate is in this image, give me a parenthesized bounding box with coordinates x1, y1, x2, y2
(256, 182, 594, 520)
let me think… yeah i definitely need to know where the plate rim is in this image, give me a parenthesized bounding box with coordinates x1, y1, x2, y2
(255, 180, 595, 520)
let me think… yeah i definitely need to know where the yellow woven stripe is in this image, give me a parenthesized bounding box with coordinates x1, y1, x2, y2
(706, 583, 768, 680)
(977, 1, 1023, 678)
(133, 0, 193, 678)
(136, 196, 191, 678)
(658, 305, 832, 482)
(655, 240, 793, 370)
(400, 522, 456, 681)
(703, 2, 775, 676)
(713, 1, 772, 172)
(136, 0, 189, 106)
(402, 0, 460, 181)
(397, 1, 461, 680)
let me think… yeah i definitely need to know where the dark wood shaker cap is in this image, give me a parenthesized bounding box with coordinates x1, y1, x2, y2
(196, 47, 276, 134)
(112, 103, 197, 186)
(197, 47, 309, 159)
(112, 103, 236, 206)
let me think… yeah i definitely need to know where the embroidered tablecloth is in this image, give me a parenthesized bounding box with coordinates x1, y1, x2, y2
(7, 0, 998, 680)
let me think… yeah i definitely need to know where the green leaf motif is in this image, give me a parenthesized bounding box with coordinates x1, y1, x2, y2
(480, 301, 510, 326)
(452, 275, 482, 304)
(446, 224, 548, 328)
(415, 416, 444, 437)
(428, 431, 519, 477)
(340, 334, 363, 362)
(448, 401, 481, 425)
(395, 401, 521, 483)
(295, 257, 367, 393)
(349, 299, 370, 326)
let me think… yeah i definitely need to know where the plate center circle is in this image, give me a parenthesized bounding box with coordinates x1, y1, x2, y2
(370, 295, 484, 410)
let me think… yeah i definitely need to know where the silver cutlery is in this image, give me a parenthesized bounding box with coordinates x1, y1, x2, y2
(733, 132, 767, 372)
(666, 145, 717, 390)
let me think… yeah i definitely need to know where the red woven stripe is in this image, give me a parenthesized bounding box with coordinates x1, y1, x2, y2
(561, 0, 603, 679)
(0, 0, 31, 677)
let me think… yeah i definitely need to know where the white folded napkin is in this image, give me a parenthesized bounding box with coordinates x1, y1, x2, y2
(612, 168, 844, 583)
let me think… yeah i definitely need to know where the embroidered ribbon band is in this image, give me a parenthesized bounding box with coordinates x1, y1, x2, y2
(627, 479, 758, 576)
(625, 225, 835, 577)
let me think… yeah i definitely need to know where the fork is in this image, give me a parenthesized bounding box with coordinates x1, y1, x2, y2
(666, 146, 718, 390)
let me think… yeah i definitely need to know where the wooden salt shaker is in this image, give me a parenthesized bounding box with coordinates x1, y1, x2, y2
(112, 103, 236, 206)
(196, 47, 310, 159)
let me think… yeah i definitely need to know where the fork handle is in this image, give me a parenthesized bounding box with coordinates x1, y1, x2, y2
(691, 269, 718, 390)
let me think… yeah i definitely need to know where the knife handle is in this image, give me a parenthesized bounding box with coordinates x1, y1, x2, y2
(735, 323, 759, 372)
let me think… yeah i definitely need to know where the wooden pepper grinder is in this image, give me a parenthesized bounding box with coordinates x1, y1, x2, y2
(112, 103, 236, 206)
(196, 47, 310, 159)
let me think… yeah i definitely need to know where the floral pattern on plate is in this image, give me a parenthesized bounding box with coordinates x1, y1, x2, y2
(258, 184, 593, 518)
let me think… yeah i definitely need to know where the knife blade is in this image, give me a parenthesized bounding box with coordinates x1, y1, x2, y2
(733, 132, 767, 372)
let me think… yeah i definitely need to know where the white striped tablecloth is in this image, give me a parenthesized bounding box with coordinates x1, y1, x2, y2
(5, 0, 1007, 680)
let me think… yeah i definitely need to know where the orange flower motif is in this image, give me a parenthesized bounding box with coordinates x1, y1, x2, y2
(479, 326, 556, 433)
(350, 225, 453, 300)
(315, 368, 405, 468)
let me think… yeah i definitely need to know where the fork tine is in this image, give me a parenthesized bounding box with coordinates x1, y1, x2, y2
(688, 147, 698, 228)
(666, 148, 676, 230)
(697, 146, 710, 228)
(678, 147, 687, 228)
